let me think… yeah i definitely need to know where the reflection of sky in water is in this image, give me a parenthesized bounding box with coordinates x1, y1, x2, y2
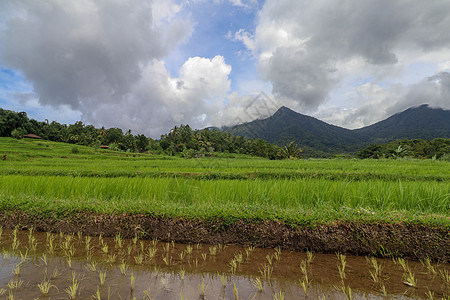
(0, 229, 446, 299)
(0, 255, 17, 287)
(0, 253, 422, 299)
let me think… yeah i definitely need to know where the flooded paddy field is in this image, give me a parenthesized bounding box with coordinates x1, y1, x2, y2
(0, 228, 448, 299)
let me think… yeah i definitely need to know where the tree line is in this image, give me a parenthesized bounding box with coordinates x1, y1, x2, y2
(356, 138, 450, 160)
(0, 108, 302, 159)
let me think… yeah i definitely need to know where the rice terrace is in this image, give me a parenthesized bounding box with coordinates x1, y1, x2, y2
(3, 0, 450, 298)
(0, 136, 448, 299)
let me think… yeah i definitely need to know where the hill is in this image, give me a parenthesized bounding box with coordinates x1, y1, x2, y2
(354, 104, 450, 143)
(223, 104, 450, 156)
(225, 106, 360, 156)
(0, 108, 285, 159)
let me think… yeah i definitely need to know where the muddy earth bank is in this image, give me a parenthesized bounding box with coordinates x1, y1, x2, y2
(0, 211, 448, 262)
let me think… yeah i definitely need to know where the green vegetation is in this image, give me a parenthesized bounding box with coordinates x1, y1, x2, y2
(0, 108, 289, 159)
(356, 138, 450, 160)
(225, 105, 450, 157)
(0, 137, 448, 227)
(1, 138, 450, 181)
(1, 174, 448, 224)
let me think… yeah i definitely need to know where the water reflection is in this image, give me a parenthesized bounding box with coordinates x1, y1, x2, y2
(0, 228, 447, 299)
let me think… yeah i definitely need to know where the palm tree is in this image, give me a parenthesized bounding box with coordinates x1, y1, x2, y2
(283, 141, 303, 159)
(393, 145, 407, 158)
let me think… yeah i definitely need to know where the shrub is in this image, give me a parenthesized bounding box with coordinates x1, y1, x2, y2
(11, 128, 27, 139)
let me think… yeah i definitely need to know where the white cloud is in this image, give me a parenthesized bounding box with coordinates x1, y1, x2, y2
(2, 0, 450, 137)
(438, 61, 450, 72)
(177, 56, 231, 101)
(0, 0, 192, 109)
(231, 29, 256, 54)
(0, 1, 235, 137)
(85, 56, 232, 137)
(247, 0, 450, 124)
(317, 72, 450, 129)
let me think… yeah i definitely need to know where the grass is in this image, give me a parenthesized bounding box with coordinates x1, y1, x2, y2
(1, 138, 450, 182)
(0, 137, 448, 227)
(0, 175, 448, 225)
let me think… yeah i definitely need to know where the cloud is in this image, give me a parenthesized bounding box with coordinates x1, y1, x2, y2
(1, 1, 186, 108)
(0, 0, 235, 137)
(228, 29, 256, 54)
(228, 0, 258, 10)
(317, 72, 450, 129)
(2, 0, 450, 137)
(85, 56, 231, 137)
(404, 72, 450, 110)
(241, 0, 450, 114)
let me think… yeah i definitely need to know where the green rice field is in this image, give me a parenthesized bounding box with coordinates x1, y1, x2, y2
(0, 137, 448, 226)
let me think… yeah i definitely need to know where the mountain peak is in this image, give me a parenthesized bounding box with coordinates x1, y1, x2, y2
(277, 106, 295, 113)
(224, 103, 450, 156)
(277, 105, 290, 111)
(272, 106, 299, 117)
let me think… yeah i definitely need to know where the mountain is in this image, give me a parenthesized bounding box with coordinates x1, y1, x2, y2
(225, 106, 360, 155)
(223, 104, 450, 156)
(354, 104, 450, 143)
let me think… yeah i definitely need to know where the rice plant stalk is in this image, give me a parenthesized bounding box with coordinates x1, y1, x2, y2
(233, 283, 239, 300)
(199, 278, 206, 299)
(130, 272, 135, 292)
(37, 279, 58, 296)
(92, 287, 102, 300)
(366, 256, 383, 284)
(134, 253, 144, 265)
(337, 253, 347, 280)
(144, 290, 153, 300)
(209, 246, 217, 256)
(119, 260, 128, 275)
(65, 272, 80, 300)
(40, 253, 48, 266)
(85, 261, 97, 272)
(252, 277, 263, 292)
(273, 291, 285, 300)
(7, 278, 23, 290)
(179, 269, 185, 280)
(403, 268, 417, 287)
(94, 270, 104, 286)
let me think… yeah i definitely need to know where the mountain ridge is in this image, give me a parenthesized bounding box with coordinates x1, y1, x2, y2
(222, 104, 450, 156)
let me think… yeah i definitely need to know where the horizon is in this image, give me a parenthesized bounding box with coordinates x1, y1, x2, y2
(3, 102, 446, 136)
(222, 103, 448, 131)
(1, 1, 450, 138)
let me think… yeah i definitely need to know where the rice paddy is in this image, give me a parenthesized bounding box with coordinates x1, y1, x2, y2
(0, 136, 449, 299)
(0, 138, 450, 278)
(0, 138, 448, 226)
(0, 228, 448, 300)
(0, 175, 448, 226)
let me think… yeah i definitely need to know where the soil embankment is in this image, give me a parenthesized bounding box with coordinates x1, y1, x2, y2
(0, 211, 448, 262)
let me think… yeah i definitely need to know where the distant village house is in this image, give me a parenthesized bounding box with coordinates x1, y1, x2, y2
(22, 134, 43, 139)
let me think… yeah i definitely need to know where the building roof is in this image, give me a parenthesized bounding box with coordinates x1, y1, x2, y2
(23, 134, 43, 139)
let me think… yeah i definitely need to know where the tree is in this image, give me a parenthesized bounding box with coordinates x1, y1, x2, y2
(283, 141, 303, 159)
(393, 145, 407, 158)
(102, 127, 124, 146)
(135, 134, 149, 152)
(11, 127, 27, 139)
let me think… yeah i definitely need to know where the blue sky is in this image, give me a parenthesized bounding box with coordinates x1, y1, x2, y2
(165, 1, 260, 91)
(0, 0, 449, 137)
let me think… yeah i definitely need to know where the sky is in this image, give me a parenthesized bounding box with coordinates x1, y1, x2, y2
(0, 0, 450, 138)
